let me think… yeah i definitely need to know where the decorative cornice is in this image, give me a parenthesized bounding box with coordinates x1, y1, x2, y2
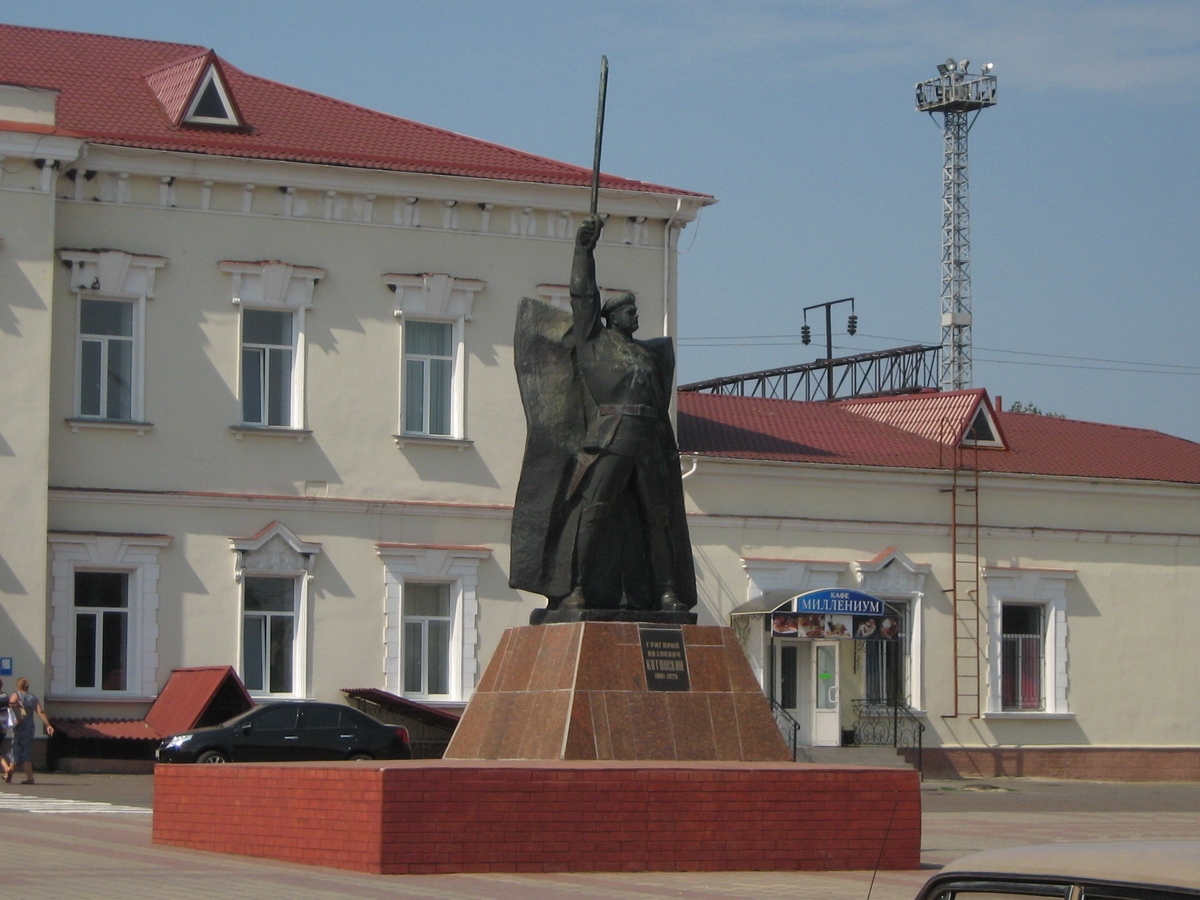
(383, 273, 485, 321)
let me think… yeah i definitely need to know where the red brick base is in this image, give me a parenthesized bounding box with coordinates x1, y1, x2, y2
(905, 747, 1200, 781)
(153, 759, 921, 875)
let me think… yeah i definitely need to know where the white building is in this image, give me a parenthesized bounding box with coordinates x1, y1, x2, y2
(678, 388, 1200, 778)
(0, 23, 709, 725)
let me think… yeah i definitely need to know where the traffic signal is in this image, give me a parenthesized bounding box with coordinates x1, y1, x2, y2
(801, 324, 811, 345)
(847, 314, 858, 335)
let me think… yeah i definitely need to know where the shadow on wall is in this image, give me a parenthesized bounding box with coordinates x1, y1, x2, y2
(0, 253, 49, 336)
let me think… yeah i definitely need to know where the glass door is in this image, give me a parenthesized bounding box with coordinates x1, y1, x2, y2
(812, 641, 840, 746)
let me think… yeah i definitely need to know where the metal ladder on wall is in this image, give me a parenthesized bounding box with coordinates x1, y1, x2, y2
(945, 446, 981, 718)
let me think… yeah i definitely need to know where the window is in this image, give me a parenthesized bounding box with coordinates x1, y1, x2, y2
(403, 321, 453, 436)
(61, 250, 166, 427)
(73, 571, 129, 691)
(231, 522, 320, 699)
(1001, 604, 1044, 711)
(184, 65, 240, 127)
(403, 582, 452, 696)
(383, 273, 485, 443)
(78, 298, 135, 420)
(241, 309, 294, 426)
(48, 532, 171, 699)
(242, 576, 298, 695)
(220, 261, 324, 434)
(853, 549, 931, 711)
(864, 603, 908, 706)
(379, 543, 491, 702)
(983, 567, 1074, 717)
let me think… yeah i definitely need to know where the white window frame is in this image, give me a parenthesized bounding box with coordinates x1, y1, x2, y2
(240, 307, 297, 427)
(48, 532, 171, 699)
(982, 567, 1076, 718)
(239, 572, 304, 697)
(183, 63, 241, 127)
(61, 250, 167, 427)
(383, 273, 484, 444)
(401, 318, 459, 438)
(71, 570, 133, 692)
(853, 548, 931, 712)
(400, 581, 456, 698)
(378, 543, 491, 704)
(231, 522, 321, 699)
(221, 261, 325, 434)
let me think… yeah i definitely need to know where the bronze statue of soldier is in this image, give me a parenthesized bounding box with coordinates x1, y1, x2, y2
(509, 215, 696, 622)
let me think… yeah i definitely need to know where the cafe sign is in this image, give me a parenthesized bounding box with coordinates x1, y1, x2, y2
(771, 588, 898, 641)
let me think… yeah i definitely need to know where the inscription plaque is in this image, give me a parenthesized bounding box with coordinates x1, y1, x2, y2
(638, 625, 690, 692)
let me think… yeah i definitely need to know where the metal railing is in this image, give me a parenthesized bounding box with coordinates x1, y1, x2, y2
(768, 698, 805, 761)
(850, 698, 925, 773)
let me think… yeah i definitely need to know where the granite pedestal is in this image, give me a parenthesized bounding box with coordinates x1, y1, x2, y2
(444, 622, 790, 761)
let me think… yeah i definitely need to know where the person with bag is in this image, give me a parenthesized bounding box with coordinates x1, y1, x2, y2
(0, 678, 12, 783)
(6, 677, 52, 785)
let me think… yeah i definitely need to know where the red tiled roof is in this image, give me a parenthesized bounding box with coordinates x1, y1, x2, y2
(143, 49, 211, 125)
(677, 392, 1200, 485)
(838, 389, 1003, 447)
(0, 24, 707, 196)
(54, 665, 254, 741)
(143, 665, 252, 736)
(342, 687, 461, 729)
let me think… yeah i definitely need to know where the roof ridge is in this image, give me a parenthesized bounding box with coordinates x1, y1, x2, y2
(0, 21, 206, 54)
(217, 59, 665, 186)
(142, 46, 211, 78)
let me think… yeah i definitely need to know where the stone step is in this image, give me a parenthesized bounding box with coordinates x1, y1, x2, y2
(793, 746, 915, 768)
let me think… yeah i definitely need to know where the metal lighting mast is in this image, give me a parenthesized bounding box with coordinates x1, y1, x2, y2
(916, 59, 996, 391)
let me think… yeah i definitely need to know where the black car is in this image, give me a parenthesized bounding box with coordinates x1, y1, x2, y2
(155, 701, 412, 763)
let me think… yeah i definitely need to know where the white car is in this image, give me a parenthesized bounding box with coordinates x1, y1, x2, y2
(915, 841, 1200, 899)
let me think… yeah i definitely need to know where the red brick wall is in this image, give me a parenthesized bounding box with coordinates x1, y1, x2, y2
(906, 747, 1200, 781)
(153, 760, 921, 875)
(154, 765, 386, 872)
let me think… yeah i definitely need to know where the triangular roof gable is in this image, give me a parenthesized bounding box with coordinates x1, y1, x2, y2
(837, 389, 1008, 449)
(145, 50, 244, 128)
(962, 398, 1005, 448)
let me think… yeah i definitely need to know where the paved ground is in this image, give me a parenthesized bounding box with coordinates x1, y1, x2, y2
(2, 773, 1197, 900)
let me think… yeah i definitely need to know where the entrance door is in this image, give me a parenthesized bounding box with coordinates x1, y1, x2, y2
(812, 641, 840, 746)
(775, 642, 811, 747)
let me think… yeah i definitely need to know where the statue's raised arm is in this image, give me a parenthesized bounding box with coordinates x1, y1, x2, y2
(570, 215, 603, 347)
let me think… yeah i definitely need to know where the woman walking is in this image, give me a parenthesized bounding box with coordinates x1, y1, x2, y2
(6, 677, 53, 785)
(0, 678, 11, 782)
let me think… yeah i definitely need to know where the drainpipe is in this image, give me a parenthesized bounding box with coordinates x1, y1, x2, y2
(662, 198, 683, 338)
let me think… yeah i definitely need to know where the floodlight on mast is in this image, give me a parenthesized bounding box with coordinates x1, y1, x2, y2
(914, 58, 997, 391)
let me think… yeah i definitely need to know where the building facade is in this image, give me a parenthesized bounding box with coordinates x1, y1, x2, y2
(677, 389, 1200, 777)
(0, 24, 710, 724)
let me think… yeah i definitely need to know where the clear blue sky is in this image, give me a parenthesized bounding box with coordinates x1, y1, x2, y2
(10, 1, 1200, 440)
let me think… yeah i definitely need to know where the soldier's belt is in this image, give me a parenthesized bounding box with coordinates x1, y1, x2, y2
(597, 404, 657, 418)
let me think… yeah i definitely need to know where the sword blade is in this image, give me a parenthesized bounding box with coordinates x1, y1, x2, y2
(590, 55, 609, 216)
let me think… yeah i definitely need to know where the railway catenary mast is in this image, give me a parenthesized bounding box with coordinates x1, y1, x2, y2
(916, 59, 997, 391)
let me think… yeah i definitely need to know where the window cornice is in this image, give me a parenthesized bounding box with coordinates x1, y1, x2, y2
(59, 249, 167, 298)
(384, 273, 485, 321)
